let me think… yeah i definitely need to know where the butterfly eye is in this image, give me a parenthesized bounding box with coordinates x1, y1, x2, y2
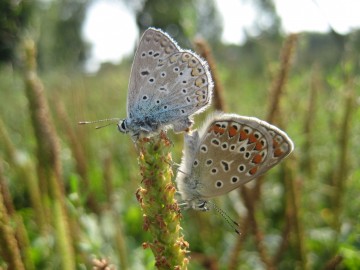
(118, 120, 127, 133)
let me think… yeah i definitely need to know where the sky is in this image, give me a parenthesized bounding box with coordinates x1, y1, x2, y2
(82, 0, 360, 72)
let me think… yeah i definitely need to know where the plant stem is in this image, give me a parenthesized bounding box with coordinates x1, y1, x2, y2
(136, 133, 189, 270)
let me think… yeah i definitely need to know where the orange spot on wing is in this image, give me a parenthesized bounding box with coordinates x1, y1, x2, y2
(209, 125, 225, 135)
(248, 133, 257, 144)
(228, 126, 237, 137)
(252, 154, 262, 164)
(255, 141, 263, 150)
(274, 148, 284, 157)
(239, 130, 248, 141)
(249, 166, 258, 175)
(273, 139, 279, 148)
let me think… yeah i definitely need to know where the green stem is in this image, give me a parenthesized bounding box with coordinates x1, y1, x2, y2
(136, 133, 189, 270)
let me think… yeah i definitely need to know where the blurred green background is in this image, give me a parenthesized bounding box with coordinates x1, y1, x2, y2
(0, 0, 359, 269)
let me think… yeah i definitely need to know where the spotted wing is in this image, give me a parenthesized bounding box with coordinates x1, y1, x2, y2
(127, 28, 213, 133)
(190, 113, 293, 199)
(261, 122, 294, 169)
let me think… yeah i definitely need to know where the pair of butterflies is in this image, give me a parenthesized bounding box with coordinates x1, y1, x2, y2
(82, 28, 294, 211)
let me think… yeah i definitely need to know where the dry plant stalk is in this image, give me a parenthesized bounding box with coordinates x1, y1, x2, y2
(23, 39, 76, 270)
(333, 85, 355, 231)
(55, 100, 88, 184)
(284, 162, 307, 269)
(55, 99, 101, 213)
(323, 254, 343, 270)
(136, 133, 189, 270)
(252, 33, 298, 205)
(0, 163, 26, 270)
(267, 33, 298, 124)
(0, 117, 46, 232)
(194, 38, 227, 112)
(229, 34, 299, 269)
(302, 64, 320, 178)
(240, 187, 274, 269)
(101, 155, 129, 270)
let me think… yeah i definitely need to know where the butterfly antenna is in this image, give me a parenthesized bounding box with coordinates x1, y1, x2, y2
(207, 201, 240, 235)
(78, 118, 121, 129)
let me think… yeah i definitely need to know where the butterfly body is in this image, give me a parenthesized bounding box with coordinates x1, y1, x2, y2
(118, 28, 213, 139)
(176, 113, 294, 211)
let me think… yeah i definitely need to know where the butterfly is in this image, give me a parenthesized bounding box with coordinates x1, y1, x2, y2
(116, 27, 213, 139)
(175, 112, 294, 211)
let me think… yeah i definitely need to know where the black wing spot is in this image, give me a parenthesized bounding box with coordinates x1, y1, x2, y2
(221, 161, 230, 171)
(231, 176, 239, 183)
(238, 165, 245, 172)
(215, 180, 223, 188)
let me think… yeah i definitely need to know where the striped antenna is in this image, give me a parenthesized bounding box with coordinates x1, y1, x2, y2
(207, 201, 241, 235)
(78, 118, 121, 129)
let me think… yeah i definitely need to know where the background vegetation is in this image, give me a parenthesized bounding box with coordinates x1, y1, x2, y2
(0, 0, 359, 269)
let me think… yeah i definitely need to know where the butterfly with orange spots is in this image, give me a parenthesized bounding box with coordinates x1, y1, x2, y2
(176, 112, 294, 211)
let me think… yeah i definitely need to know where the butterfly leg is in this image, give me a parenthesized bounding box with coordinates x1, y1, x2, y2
(176, 201, 191, 210)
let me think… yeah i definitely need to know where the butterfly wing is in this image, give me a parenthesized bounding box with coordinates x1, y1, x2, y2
(127, 28, 213, 133)
(127, 28, 180, 117)
(261, 123, 294, 169)
(187, 113, 293, 199)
